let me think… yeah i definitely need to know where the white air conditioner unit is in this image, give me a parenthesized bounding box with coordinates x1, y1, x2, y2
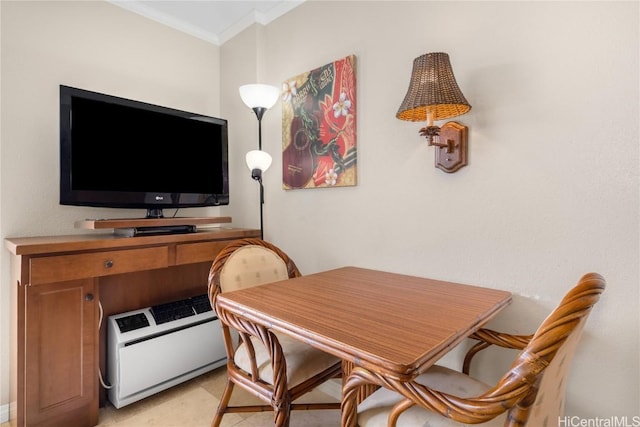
(107, 295, 226, 408)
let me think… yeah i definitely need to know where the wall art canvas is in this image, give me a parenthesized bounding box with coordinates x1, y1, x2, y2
(281, 54, 357, 189)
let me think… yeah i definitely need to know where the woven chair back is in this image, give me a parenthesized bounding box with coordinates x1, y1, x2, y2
(497, 272, 605, 424)
(524, 313, 588, 424)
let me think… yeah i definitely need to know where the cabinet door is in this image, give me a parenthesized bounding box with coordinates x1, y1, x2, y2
(24, 279, 98, 426)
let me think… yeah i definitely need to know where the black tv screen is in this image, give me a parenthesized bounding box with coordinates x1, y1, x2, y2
(60, 85, 229, 218)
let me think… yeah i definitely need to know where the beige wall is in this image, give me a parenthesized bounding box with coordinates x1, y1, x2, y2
(0, 0, 221, 417)
(1, 0, 638, 421)
(222, 0, 639, 419)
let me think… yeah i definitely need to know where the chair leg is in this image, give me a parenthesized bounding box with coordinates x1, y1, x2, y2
(272, 386, 292, 427)
(211, 379, 235, 427)
(273, 403, 291, 427)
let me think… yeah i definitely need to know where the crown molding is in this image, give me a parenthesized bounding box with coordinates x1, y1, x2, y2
(108, 1, 305, 46)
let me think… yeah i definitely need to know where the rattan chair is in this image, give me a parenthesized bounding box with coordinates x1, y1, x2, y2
(207, 238, 342, 427)
(344, 272, 605, 427)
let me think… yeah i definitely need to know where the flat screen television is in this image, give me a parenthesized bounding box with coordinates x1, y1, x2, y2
(60, 85, 229, 219)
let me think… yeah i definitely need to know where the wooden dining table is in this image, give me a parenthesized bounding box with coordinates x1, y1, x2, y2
(214, 266, 512, 426)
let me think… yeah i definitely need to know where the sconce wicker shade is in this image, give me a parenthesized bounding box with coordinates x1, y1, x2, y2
(396, 52, 471, 122)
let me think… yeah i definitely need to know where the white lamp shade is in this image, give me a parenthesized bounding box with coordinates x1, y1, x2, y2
(245, 150, 273, 173)
(239, 84, 280, 109)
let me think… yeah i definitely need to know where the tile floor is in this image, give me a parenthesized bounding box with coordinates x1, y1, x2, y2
(97, 366, 342, 426)
(0, 366, 340, 427)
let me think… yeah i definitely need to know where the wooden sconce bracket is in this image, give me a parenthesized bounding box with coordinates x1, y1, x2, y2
(433, 121, 468, 173)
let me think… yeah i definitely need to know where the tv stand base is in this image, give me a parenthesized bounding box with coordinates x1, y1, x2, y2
(75, 216, 232, 231)
(114, 224, 196, 237)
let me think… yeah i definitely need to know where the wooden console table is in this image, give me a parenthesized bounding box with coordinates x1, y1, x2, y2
(5, 226, 260, 427)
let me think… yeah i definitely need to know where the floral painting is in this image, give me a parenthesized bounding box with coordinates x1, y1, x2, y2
(281, 55, 357, 189)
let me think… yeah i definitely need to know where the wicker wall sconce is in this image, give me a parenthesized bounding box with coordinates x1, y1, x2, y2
(397, 52, 471, 173)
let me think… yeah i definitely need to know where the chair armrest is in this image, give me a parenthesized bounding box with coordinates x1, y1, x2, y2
(463, 328, 533, 374)
(342, 364, 539, 427)
(214, 299, 289, 392)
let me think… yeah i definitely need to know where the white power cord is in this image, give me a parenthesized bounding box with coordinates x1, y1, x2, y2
(98, 300, 113, 390)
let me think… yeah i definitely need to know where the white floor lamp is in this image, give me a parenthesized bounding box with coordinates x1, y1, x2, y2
(239, 84, 279, 240)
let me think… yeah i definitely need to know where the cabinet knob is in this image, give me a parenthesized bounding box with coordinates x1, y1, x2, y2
(85, 293, 94, 302)
(105, 260, 114, 268)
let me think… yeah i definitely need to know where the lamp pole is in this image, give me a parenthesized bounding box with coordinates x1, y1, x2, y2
(258, 176, 264, 240)
(253, 106, 267, 239)
(253, 107, 267, 150)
